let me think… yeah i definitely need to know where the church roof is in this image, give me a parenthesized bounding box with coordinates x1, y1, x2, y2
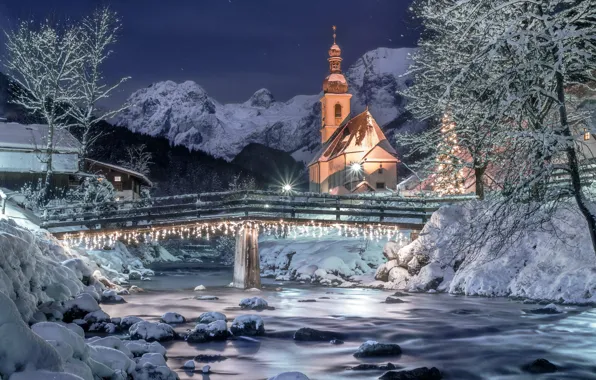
(308, 109, 399, 166)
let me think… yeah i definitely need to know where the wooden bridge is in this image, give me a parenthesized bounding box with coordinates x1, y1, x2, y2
(39, 190, 475, 289)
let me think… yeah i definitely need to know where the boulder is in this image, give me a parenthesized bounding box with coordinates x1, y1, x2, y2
(407, 257, 423, 275)
(160, 312, 186, 324)
(268, 372, 310, 380)
(524, 304, 563, 315)
(185, 320, 229, 343)
(379, 367, 442, 379)
(194, 285, 206, 291)
(385, 297, 406, 304)
(62, 293, 100, 322)
(230, 315, 265, 336)
(120, 316, 143, 330)
(388, 267, 410, 289)
(353, 341, 402, 358)
(351, 363, 398, 371)
(522, 359, 557, 374)
(182, 360, 195, 369)
(129, 321, 176, 342)
(408, 263, 446, 292)
(128, 270, 142, 280)
(375, 260, 399, 282)
(197, 311, 227, 324)
(239, 297, 268, 310)
(293, 327, 343, 341)
(83, 310, 110, 324)
(383, 242, 401, 261)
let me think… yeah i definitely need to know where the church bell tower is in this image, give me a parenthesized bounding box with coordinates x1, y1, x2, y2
(320, 26, 352, 144)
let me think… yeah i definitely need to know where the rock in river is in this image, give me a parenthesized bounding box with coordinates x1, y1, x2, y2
(230, 315, 265, 336)
(353, 341, 402, 358)
(185, 320, 229, 343)
(522, 358, 557, 374)
(379, 367, 442, 379)
(293, 327, 343, 342)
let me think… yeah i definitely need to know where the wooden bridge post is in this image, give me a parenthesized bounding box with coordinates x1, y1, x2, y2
(233, 226, 261, 289)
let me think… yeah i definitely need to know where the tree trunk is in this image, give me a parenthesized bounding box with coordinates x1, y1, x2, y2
(555, 72, 596, 255)
(474, 165, 486, 200)
(79, 131, 88, 172)
(43, 123, 55, 203)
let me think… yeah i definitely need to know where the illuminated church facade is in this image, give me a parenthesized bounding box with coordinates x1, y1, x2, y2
(308, 27, 400, 194)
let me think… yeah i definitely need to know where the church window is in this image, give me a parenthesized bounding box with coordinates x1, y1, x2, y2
(335, 104, 342, 124)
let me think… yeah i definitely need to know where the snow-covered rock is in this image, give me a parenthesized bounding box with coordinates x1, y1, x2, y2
(124, 340, 167, 358)
(101, 289, 124, 303)
(83, 310, 110, 324)
(239, 297, 268, 310)
(63, 294, 100, 322)
(88, 345, 135, 374)
(0, 294, 64, 378)
(260, 236, 387, 285)
(87, 337, 133, 358)
(197, 311, 226, 324)
(137, 353, 167, 367)
(193, 285, 206, 291)
(230, 315, 265, 336)
(268, 372, 310, 380)
(131, 363, 178, 380)
(160, 312, 186, 324)
(0, 220, 84, 322)
(129, 321, 176, 342)
(387, 267, 410, 289)
(117, 48, 423, 163)
(182, 360, 195, 369)
(202, 365, 211, 374)
(353, 341, 402, 358)
(383, 242, 401, 261)
(185, 320, 229, 343)
(120, 316, 144, 330)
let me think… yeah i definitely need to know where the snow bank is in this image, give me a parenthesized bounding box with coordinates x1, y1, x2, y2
(0, 220, 84, 322)
(260, 235, 387, 286)
(377, 202, 596, 304)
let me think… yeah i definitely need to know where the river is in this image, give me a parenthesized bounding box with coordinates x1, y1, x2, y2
(101, 269, 596, 380)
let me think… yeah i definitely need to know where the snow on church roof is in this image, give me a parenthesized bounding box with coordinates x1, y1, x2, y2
(0, 122, 80, 152)
(309, 109, 398, 166)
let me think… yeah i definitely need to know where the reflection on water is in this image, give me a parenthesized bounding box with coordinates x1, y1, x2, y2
(103, 270, 596, 380)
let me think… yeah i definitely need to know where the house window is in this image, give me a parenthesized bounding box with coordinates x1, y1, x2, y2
(114, 176, 122, 182)
(584, 128, 591, 141)
(376, 182, 385, 189)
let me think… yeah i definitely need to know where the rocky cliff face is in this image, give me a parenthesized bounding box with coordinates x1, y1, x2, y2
(116, 47, 425, 163)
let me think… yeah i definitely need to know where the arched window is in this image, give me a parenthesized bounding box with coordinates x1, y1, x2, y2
(334, 104, 342, 124)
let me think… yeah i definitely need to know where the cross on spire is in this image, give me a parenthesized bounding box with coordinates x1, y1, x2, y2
(333, 25, 337, 44)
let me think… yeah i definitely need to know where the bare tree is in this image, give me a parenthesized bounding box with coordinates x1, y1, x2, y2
(70, 7, 130, 170)
(118, 144, 153, 176)
(4, 21, 83, 199)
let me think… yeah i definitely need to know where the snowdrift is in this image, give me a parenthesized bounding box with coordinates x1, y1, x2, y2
(376, 202, 596, 304)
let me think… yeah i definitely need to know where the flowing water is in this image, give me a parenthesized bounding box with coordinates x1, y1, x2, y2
(102, 269, 596, 380)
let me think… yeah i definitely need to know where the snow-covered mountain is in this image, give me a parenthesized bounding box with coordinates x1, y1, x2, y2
(117, 47, 424, 163)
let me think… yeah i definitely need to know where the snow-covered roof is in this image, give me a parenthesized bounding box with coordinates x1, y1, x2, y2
(309, 109, 399, 166)
(85, 159, 153, 187)
(0, 122, 80, 153)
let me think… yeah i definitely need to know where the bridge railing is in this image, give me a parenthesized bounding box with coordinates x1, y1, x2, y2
(38, 190, 477, 230)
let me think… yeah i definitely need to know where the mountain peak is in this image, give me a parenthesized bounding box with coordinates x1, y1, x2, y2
(247, 88, 275, 108)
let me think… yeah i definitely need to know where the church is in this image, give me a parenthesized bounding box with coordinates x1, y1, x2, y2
(308, 27, 400, 194)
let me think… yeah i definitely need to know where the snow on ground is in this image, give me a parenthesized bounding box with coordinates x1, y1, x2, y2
(374, 202, 596, 304)
(260, 234, 388, 286)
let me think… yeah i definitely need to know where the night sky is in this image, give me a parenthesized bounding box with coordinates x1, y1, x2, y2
(0, 0, 419, 107)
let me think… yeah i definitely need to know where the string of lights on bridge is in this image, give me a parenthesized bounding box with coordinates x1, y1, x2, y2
(62, 219, 409, 250)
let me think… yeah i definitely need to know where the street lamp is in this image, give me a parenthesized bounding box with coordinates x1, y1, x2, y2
(282, 184, 292, 193)
(350, 163, 362, 173)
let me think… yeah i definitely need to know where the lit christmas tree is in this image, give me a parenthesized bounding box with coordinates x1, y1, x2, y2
(433, 113, 465, 195)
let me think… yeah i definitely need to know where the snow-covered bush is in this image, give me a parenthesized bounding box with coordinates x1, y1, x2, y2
(19, 179, 47, 210)
(66, 176, 116, 212)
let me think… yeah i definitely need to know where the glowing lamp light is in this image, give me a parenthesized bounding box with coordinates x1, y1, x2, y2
(351, 163, 362, 172)
(282, 184, 292, 193)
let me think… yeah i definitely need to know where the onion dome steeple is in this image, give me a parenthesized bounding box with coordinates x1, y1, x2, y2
(323, 26, 348, 94)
